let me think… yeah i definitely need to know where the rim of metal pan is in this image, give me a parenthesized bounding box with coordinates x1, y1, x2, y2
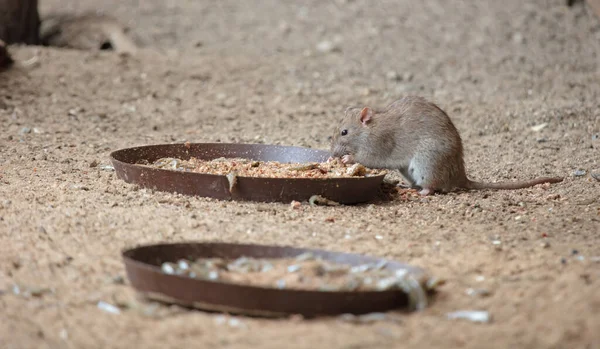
(109, 142, 386, 204)
(122, 241, 433, 317)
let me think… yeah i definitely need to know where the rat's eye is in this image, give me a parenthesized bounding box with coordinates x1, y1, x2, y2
(341, 129, 348, 136)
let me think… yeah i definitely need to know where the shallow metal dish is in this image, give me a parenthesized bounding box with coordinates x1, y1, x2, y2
(123, 242, 431, 317)
(109, 143, 385, 204)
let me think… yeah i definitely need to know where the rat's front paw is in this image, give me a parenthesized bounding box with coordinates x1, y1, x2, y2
(341, 154, 355, 164)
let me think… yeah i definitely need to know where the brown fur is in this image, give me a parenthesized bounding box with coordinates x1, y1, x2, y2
(330, 95, 563, 195)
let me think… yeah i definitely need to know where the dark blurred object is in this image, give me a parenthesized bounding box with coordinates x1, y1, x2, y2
(40, 13, 138, 54)
(0, 39, 14, 70)
(568, 0, 600, 20)
(0, 0, 40, 45)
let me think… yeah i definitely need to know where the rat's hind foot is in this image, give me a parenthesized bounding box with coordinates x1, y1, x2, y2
(418, 188, 434, 196)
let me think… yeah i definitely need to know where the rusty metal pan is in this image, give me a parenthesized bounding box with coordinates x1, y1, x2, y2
(109, 143, 385, 204)
(122, 242, 432, 317)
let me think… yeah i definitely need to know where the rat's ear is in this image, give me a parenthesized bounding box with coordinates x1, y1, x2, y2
(360, 107, 373, 126)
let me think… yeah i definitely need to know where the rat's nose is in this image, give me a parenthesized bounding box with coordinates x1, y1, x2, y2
(330, 145, 345, 158)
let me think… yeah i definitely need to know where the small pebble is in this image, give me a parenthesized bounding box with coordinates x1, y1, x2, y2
(466, 288, 491, 297)
(386, 71, 401, 81)
(374, 235, 383, 240)
(541, 241, 550, 249)
(512, 32, 525, 44)
(208, 271, 219, 280)
(19, 127, 31, 134)
(177, 259, 190, 271)
(276, 279, 286, 289)
(571, 249, 579, 255)
(530, 123, 548, 132)
(491, 240, 501, 246)
(161, 262, 176, 275)
(97, 301, 121, 315)
(316, 40, 340, 53)
(573, 169, 587, 177)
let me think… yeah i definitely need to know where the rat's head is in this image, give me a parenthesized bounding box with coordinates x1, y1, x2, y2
(330, 106, 375, 158)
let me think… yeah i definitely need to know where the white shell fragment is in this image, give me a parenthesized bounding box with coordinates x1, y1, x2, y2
(161, 262, 176, 275)
(97, 301, 121, 315)
(530, 123, 548, 132)
(226, 171, 238, 193)
(208, 271, 219, 280)
(177, 259, 190, 271)
(446, 310, 491, 323)
(308, 195, 340, 206)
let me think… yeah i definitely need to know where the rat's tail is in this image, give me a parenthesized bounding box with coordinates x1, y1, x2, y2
(465, 177, 563, 190)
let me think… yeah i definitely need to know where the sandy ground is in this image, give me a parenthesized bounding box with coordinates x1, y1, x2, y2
(1, 0, 600, 348)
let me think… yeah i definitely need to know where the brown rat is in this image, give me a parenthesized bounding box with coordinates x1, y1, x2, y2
(330, 95, 563, 196)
